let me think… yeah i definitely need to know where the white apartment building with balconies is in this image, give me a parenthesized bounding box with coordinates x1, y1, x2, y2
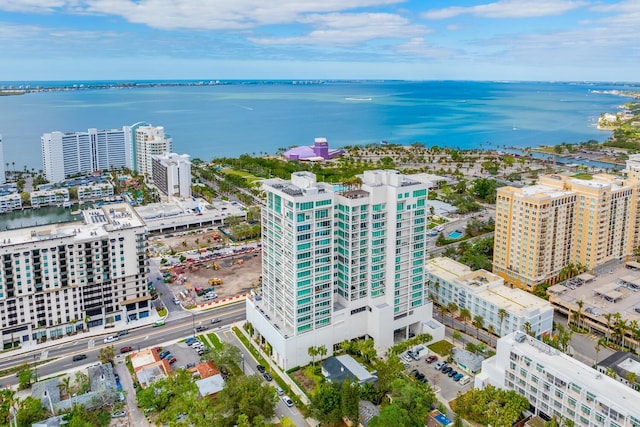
(246, 170, 444, 369)
(425, 257, 554, 338)
(77, 183, 115, 202)
(477, 331, 640, 427)
(0, 203, 150, 348)
(30, 189, 70, 208)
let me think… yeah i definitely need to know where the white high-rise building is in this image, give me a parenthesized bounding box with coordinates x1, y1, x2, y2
(0, 134, 5, 184)
(477, 331, 640, 426)
(246, 170, 445, 369)
(151, 153, 191, 198)
(130, 124, 172, 177)
(41, 128, 132, 183)
(0, 204, 150, 347)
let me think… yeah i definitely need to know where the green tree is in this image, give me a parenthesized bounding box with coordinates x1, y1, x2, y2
(201, 342, 242, 374)
(498, 308, 507, 336)
(455, 385, 528, 427)
(16, 364, 32, 390)
(355, 339, 377, 364)
(372, 354, 404, 400)
(0, 388, 16, 426)
(308, 346, 319, 366)
(472, 315, 484, 340)
(370, 404, 412, 427)
(459, 308, 471, 334)
(341, 378, 360, 425)
(389, 378, 436, 426)
(98, 345, 115, 365)
(214, 374, 277, 425)
(16, 396, 45, 427)
(308, 381, 343, 427)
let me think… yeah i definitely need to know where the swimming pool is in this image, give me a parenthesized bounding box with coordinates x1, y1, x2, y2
(448, 231, 463, 239)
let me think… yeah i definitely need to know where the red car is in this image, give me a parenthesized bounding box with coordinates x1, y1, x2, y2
(120, 346, 133, 354)
(426, 355, 438, 364)
(168, 357, 177, 364)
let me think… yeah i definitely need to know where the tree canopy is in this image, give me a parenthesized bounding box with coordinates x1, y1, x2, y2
(455, 385, 529, 427)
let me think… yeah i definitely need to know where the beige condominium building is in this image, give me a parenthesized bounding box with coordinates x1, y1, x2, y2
(493, 174, 640, 291)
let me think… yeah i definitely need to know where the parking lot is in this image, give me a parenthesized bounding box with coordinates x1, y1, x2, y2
(401, 350, 473, 402)
(157, 340, 206, 370)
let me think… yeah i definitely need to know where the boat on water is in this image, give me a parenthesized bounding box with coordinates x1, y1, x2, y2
(512, 124, 517, 131)
(345, 97, 372, 101)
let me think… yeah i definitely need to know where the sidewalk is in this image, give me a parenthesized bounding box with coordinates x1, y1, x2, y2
(0, 310, 162, 361)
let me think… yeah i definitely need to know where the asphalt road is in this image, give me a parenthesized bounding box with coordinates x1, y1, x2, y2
(0, 304, 246, 388)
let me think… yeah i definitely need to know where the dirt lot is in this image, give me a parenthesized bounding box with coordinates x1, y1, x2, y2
(163, 250, 262, 306)
(148, 228, 227, 256)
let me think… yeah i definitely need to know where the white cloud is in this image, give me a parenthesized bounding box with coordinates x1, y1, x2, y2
(249, 12, 428, 46)
(79, 0, 403, 30)
(0, 0, 73, 13)
(394, 37, 453, 58)
(422, 0, 585, 20)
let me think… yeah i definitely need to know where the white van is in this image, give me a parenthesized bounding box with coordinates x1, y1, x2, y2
(459, 376, 472, 386)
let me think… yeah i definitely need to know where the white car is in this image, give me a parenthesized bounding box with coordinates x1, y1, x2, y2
(104, 336, 119, 344)
(282, 396, 294, 407)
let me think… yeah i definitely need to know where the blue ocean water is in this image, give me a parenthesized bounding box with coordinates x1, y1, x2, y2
(0, 80, 635, 170)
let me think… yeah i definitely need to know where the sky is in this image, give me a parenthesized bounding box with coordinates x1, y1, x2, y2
(0, 0, 639, 81)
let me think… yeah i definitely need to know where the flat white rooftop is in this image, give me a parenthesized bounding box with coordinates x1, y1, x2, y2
(0, 203, 143, 247)
(518, 184, 573, 199)
(502, 332, 640, 415)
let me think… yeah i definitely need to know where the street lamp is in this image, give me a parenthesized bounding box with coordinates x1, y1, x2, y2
(241, 353, 245, 375)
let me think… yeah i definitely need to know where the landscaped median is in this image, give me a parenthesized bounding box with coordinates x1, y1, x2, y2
(233, 325, 310, 407)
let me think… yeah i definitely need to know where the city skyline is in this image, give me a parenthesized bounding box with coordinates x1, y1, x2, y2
(1, 0, 639, 82)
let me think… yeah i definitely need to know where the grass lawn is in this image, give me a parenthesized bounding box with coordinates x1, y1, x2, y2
(221, 168, 261, 183)
(572, 173, 593, 180)
(206, 332, 223, 350)
(290, 365, 323, 395)
(428, 340, 454, 356)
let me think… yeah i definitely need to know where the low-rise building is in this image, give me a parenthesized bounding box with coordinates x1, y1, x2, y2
(476, 331, 640, 427)
(0, 193, 22, 213)
(425, 257, 553, 338)
(321, 355, 377, 385)
(30, 189, 70, 208)
(597, 351, 640, 390)
(77, 183, 115, 201)
(131, 348, 170, 388)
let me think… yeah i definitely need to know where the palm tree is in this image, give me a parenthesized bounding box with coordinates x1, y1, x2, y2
(459, 308, 471, 334)
(498, 308, 507, 336)
(523, 321, 533, 337)
(487, 325, 496, 347)
(604, 313, 614, 344)
(472, 315, 484, 340)
(574, 300, 584, 330)
(594, 338, 603, 367)
(447, 302, 458, 328)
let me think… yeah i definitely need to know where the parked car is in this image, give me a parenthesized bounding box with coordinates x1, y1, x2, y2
(426, 355, 438, 364)
(116, 330, 129, 337)
(256, 365, 266, 373)
(159, 350, 170, 359)
(153, 321, 165, 327)
(72, 354, 87, 362)
(275, 386, 285, 396)
(120, 346, 133, 354)
(185, 337, 197, 344)
(442, 366, 453, 374)
(401, 353, 413, 363)
(459, 376, 472, 386)
(161, 353, 173, 360)
(453, 373, 464, 381)
(282, 396, 294, 407)
(195, 326, 208, 332)
(111, 411, 127, 418)
(186, 363, 196, 369)
(168, 357, 177, 364)
(263, 372, 273, 382)
(434, 361, 445, 370)
(103, 335, 119, 344)
(448, 370, 458, 378)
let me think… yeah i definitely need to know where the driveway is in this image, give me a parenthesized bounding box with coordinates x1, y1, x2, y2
(113, 356, 149, 427)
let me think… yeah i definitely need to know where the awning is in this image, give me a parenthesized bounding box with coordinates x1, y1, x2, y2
(576, 273, 595, 282)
